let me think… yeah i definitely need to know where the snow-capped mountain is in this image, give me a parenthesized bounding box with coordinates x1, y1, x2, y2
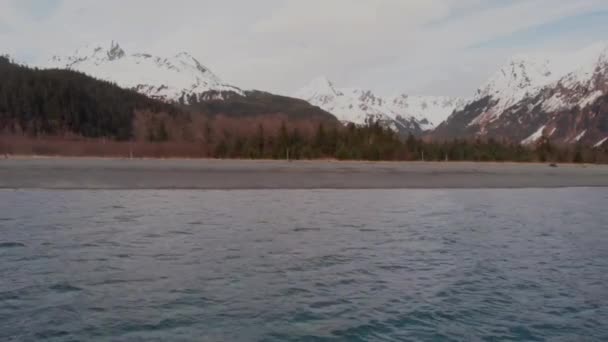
(434, 41, 608, 146)
(294, 77, 467, 135)
(469, 55, 558, 127)
(41, 41, 338, 124)
(1, 53, 25, 66)
(46, 41, 243, 102)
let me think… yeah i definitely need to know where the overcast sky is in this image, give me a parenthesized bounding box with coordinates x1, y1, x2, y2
(1, 0, 608, 97)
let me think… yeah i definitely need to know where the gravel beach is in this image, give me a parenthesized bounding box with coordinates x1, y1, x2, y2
(1, 157, 608, 189)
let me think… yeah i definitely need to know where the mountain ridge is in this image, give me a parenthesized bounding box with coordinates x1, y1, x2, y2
(40, 40, 608, 146)
(433, 42, 608, 147)
(294, 76, 468, 136)
(46, 40, 243, 103)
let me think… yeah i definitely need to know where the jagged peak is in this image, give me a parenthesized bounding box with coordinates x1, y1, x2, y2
(554, 41, 608, 87)
(308, 76, 336, 91)
(48, 41, 220, 80)
(175, 51, 196, 60)
(473, 53, 557, 110)
(477, 42, 608, 102)
(447, 40, 608, 137)
(486, 55, 553, 87)
(44, 41, 244, 102)
(173, 51, 211, 74)
(77, 40, 125, 57)
(49, 40, 129, 67)
(107, 40, 125, 60)
(294, 78, 468, 132)
(294, 76, 340, 99)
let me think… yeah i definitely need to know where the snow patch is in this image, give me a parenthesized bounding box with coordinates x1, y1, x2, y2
(542, 93, 568, 112)
(578, 90, 603, 108)
(549, 127, 557, 136)
(573, 130, 587, 142)
(594, 137, 608, 147)
(521, 125, 546, 145)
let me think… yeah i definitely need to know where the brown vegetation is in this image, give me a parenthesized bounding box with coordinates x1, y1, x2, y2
(0, 112, 336, 159)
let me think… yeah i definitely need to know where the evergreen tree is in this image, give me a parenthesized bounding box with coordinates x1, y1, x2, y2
(255, 123, 265, 157)
(573, 144, 584, 163)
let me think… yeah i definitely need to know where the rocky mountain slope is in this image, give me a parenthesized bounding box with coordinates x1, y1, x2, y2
(294, 77, 467, 136)
(433, 42, 608, 147)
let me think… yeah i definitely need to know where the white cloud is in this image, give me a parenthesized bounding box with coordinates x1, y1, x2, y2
(1, 0, 607, 97)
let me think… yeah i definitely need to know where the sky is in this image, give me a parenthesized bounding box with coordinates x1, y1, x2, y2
(1, 0, 607, 97)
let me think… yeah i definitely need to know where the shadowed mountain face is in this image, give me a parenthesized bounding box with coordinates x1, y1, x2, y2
(431, 43, 608, 147)
(186, 90, 338, 122)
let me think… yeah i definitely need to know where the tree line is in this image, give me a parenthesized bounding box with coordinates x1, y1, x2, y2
(210, 119, 608, 164)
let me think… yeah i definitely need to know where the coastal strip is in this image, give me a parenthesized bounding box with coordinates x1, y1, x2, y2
(1, 158, 608, 189)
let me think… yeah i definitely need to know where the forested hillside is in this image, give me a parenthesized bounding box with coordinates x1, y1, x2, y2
(187, 90, 337, 122)
(0, 57, 337, 142)
(0, 56, 176, 140)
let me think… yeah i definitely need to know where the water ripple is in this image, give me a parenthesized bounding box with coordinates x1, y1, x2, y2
(1, 188, 607, 341)
(0, 242, 25, 248)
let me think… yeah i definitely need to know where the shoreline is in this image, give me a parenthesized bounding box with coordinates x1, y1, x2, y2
(1, 154, 604, 166)
(2, 157, 608, 189)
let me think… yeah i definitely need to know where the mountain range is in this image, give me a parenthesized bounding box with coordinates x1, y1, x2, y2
(46, 41, 336, 124)
(434, 42, 608, 147)
(43, 41, 469, 136)
(47, 41, 243, 102)
(37, 40, 608, 147)
(293, 77, 467, 136)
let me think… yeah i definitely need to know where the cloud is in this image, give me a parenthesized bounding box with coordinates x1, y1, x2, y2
(13, 0, 62, 19)
(0, 0, 607, 97)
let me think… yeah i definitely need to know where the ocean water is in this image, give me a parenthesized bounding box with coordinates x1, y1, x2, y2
(1, 189, 608, 341)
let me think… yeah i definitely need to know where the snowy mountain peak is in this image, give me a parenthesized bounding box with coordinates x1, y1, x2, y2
(556, 41, 608, 89)
(294, 78, 467, 134)
(294, 76, 341, 99)
(586, 41, 608, 64)
(173, 51, 212, 74)
(436, 41, 608, 145)
(469, 54, 558, 126)
(471, 42, 608, 124)
(477, 55, 555, 100)
(46, 41, 242, 102)
(50, 40, 127, 66)
(107, 40, 126, 60)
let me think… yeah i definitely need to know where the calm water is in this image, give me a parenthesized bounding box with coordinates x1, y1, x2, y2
(1, 189, 608, 341)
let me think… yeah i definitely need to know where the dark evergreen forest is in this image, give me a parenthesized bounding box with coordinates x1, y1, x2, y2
(0, 56, 174, 140)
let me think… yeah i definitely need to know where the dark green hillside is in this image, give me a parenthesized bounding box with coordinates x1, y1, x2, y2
(184, 90, 338, 122)
(0, 56, 175, 140)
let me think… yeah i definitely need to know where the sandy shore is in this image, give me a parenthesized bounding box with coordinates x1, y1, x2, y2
(1, 157, 608, 189)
